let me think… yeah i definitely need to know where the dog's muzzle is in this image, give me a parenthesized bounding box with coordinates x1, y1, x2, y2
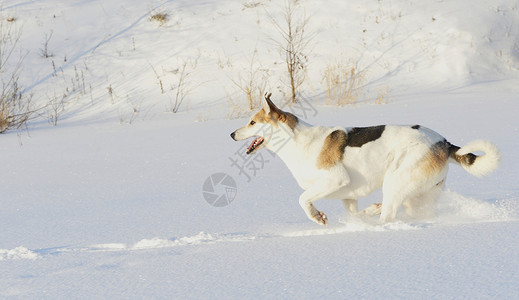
(230, 131, 237, 140)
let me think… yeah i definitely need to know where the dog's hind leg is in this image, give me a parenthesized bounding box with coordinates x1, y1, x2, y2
(380, 165, 447, 222)
(361, 203, 382, 216)
(379, 172, 418, 223)
(403, 179, 444, 220)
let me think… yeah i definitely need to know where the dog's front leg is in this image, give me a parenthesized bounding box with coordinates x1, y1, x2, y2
(298, 175, 349, 226)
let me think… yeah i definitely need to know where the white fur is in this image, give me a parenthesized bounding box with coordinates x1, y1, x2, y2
(454, 140, 500, 177)
(231, 97, 500, 225)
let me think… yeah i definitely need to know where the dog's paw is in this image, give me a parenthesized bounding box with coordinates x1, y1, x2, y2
(312, 211, 328, 226)
(361, 203, 382, 217)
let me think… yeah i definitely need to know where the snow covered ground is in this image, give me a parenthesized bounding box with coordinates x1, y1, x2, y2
(1, 0, 518, 298)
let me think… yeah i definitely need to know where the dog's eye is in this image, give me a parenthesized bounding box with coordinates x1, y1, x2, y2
(249, 120, 256, 126)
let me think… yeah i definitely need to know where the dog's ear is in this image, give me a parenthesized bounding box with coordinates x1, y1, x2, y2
(263, 92, 277, 115)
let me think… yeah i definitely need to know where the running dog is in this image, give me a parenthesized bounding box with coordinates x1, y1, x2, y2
(230, 93, 500, 225)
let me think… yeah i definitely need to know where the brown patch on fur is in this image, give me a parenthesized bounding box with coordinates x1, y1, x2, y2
(416, 141, 450, 177)
(251, 108, 269, 124)
(448, 143, 477, 166)
(260, 94, 299, 129)
(252, 107, 299, 130)
(280, 111, 299, 130)
(317, 130, 348, 169)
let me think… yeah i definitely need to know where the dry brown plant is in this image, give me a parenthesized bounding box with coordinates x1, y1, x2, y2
(268, 0, 313, 104)
(323, 63, 365, 106)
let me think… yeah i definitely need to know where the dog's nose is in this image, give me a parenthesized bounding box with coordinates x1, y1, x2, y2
(230, 131, 236, 140)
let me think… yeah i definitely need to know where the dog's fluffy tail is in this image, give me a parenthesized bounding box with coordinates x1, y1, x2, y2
(449, 140, 500, 177)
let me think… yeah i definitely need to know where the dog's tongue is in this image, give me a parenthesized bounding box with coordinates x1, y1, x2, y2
(246, 137, 264, 154)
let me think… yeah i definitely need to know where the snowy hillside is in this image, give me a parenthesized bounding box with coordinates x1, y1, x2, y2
(2, 0, 519, 121)
(1, 0, 518, 298)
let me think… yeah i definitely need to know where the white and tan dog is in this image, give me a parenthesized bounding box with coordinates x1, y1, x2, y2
(230, 93, 500, 225)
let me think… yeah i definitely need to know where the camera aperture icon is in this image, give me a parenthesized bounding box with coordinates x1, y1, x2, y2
(202, 173, 237, 207)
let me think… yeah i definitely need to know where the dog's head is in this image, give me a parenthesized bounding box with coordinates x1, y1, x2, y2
(230, 93, 298, 155)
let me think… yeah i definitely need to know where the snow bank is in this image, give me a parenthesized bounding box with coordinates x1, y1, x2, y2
(132, 232, 216, 250)
(87, 232, 254, 253)
(0, 247, 40, 261)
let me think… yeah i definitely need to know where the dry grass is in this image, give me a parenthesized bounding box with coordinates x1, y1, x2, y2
(374, 86, 390, 105)
(268, 0, 313, 104)
(0, 18, 35, 133)
(323, 64, 365, 106)
(226, 93, 249, 119)
(151, 55, 200, 113)
(225, 83, 266, 118)
(242, 1, 262, 10)
(0, 102, 10, 132)
(227, 51, 268, 111)
(0, 86, 33, 133)
(150, 12, 169, 26)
